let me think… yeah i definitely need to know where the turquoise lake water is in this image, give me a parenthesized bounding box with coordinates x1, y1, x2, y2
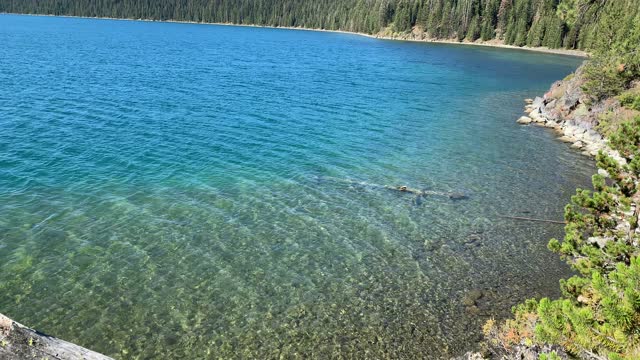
(0, 14, 595, 359)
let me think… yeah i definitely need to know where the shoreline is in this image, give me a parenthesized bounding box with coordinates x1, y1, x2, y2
(1, 313, 112, 360)
(355, 32, 588, 57)
(1, 12, 588, 58)
(516, 65, 627, 165)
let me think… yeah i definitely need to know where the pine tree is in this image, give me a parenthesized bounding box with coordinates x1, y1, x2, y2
(393, 0, 412, 32)
(466, 15, 480, 41)
(378, 0, 393, 29)
(480, 0, 499, 41)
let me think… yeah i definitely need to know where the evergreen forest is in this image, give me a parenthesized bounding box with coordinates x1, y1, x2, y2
(0, 0, 638, 50)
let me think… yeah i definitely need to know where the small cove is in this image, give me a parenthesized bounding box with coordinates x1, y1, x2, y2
(0, 14, 595, 358)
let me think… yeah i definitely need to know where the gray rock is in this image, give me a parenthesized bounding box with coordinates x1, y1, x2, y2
(571, 141, 584, 149)
(584, 144, 602, 156)
(561, 92, 580, 111)
(606, 150, 627, 165)
(615, 221, 631, 234)
(588, 236, 611, 248)
(532, 96, 544, 108)
(529, 111, 544, 123)
(565, 124, 585, 137)
(544, 121, 561, 129)
(516, 116, 532, 124)
(543, 99, 558, 112)
(544, 108, 562, 121)
(583, 129, 603, 142)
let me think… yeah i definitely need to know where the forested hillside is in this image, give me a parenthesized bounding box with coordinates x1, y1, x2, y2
(0, 0, 638, 50)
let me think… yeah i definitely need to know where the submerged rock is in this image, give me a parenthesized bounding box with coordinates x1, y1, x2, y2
(462, 289, 483, 307)
(464, 305, 480, 315)
(449, 192, 468, 201)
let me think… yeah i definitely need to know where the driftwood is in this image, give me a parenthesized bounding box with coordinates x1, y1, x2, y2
(500, 215, 566, 225)
(0, 313, 113, 360)
(317, 176, 469, 200)
(386, 185, 468, 200)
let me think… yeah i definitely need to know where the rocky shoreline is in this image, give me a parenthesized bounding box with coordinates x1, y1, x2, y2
(454, 62, 640, 360)
(516, 64, 626, 166)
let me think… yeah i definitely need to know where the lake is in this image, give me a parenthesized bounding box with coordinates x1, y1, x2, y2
(0, 14, 594, 358)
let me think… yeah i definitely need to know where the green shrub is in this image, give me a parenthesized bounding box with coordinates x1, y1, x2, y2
(618, 91, 640, 111)
(538, 351, 561, 360)
(487, 116, 640, 358)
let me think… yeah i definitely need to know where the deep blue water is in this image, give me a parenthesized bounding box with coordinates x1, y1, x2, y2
(0, 14, 593, 358)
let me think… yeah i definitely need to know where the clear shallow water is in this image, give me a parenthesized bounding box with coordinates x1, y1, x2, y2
(0, 14, 594, 359)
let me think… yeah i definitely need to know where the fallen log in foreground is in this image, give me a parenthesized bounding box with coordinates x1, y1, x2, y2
(0, 313, 113, 360)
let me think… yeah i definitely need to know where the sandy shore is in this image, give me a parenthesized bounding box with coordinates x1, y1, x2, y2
(2, 13, 588, 57)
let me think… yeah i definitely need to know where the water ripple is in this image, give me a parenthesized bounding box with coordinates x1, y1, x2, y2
(0, 14, 594, 359)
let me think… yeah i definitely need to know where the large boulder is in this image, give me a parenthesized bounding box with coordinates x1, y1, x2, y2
(560, 91, 580, 111)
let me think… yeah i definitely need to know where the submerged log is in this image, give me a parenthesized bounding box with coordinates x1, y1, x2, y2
(0, 313, 113, 360)
(385, 185, 468, 200)
(500, 215, 566, 225)
(316, 176, 469, 200)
